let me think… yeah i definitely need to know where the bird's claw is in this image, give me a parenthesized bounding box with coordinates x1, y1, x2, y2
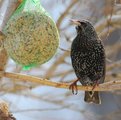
(92, 81, 99, 91)
(69, 80, 78, 95)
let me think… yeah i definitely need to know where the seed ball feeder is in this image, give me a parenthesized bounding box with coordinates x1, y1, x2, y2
(3, 0, 59, 70)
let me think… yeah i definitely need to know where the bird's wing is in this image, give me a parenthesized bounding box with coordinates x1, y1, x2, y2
(88, 39, 106, 83)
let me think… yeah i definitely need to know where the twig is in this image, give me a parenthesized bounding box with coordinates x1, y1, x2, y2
(105, 0, 114, 39)
(95, 14, 121, 38)
(0, 71, 121, 91)
(56, 0, 78, 28)
(44, 51, 69, 78)
(12, 106, 67, 113)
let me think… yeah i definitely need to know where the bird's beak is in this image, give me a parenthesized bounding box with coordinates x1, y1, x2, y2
(70, 19, 81, 26)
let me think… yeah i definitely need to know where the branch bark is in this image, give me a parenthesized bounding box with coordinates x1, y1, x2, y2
(0, 71, 121, 91)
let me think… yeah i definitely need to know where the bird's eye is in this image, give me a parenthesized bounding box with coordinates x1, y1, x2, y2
(76, 26, 82, 30)
(75, 26, 79, 30)
(75, 26, 83, 32)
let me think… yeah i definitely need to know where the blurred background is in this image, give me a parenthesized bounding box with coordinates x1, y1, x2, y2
(0, 0, 121, 120)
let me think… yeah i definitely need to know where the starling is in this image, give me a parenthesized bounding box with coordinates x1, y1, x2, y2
(70, 19, 106, 104)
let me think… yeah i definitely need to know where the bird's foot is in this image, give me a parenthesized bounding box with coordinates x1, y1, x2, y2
(69, 79, 79, 95)
(92, 81, 99, 91)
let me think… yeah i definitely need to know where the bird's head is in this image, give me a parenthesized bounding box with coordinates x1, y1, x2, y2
(70, 19, 96, 36)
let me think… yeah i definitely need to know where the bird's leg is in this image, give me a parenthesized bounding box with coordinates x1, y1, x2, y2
(92, 80, 99, 91)
(69, 79, 79, 95)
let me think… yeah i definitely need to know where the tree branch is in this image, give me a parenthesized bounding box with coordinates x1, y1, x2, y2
(0, 71, 121, 91)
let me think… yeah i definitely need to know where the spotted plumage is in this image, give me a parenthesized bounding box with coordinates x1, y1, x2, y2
(70, 19, 106, 104)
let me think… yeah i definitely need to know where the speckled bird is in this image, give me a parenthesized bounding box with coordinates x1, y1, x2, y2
(70, 19, 106, 104)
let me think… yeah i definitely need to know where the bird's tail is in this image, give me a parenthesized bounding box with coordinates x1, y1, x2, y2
(84, 91, 101, 104)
